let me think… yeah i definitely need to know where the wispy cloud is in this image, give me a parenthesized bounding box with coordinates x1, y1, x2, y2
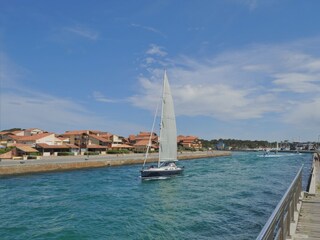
(92, 91, 119, 103)
(139, 44, 169, 69)
(64, 25, 99, 40)
(131, 23, 166, 38)
(0, 52, 28, 88)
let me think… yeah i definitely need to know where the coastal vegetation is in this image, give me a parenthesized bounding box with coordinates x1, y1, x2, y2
(201, 139, 272, 150)
(107, 149, 130, 154)
(0, 147, 14, 155)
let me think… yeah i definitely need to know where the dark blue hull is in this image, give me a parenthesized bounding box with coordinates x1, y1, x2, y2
(141, 168, 184, 179)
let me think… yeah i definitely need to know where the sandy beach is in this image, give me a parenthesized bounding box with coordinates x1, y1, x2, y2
(0, 150, 231, 176)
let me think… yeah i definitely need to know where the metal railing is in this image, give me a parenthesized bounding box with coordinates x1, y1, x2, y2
(256, 165, 303, 240)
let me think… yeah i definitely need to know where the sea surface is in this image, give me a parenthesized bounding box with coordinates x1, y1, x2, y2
(0, 152, 313, 240)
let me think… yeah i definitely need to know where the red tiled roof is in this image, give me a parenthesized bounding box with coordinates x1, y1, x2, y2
(87, 144, 108, 149)
(65, 144, 79, 149)
(63, 130, 102, 136)
(7, 135, 23, 140)
(11, 130, 24, 135)
(0, 150, 13, 159)
(128, 135, 135, 140)
(0, 131, 10, 135)
(89, 134, 111, 143)
(25, 128, 43, 132)
(177, 135, 199, 142)
(56, 136, 69, 141)
(17, 132, 54, 141)
(138, 132, 150, 136)
(63, 130, 90, 136)
(90, 130, 102, 134)
(134, 140, 152, 146)
(36, 143, 79, 149)
(111, 144, 133, 148)
(13, 144, 38, 153)
(36, 143, 70, 149)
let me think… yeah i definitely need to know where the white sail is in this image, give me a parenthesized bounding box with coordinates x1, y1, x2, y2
(159, 71, 177, 163)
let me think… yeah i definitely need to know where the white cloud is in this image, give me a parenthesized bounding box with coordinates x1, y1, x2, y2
(146, 44, 167, 57)
(1, 90, 145, 135)
(0, 53, 142, 135)
(273, 73, 320, 93)
(2, 91, 100, 132)
(133, 38, 320, 125)
(284, 98, 320, 128)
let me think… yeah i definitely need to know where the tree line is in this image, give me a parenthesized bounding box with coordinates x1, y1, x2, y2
(200, 139, 273, 150)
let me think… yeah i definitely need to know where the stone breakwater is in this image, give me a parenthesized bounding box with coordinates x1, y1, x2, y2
(0, 151, 231, 176)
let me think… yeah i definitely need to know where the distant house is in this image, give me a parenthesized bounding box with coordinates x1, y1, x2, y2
(97, 133, 124, 147)
(11, 144, 38, 159)
(61, 130, 95, 146)
(62, 130, 113, 148)
(177, 135, 202, 149)
(111, 144, 133, 151)
(8, 133, 61, 147)
(88, 134, 110, 147)
(130, 132, 158, 153)
(36, 143, 79, 156)
(128, 134, 136, 144)
(23, 128, 45, 136)
(0, 132, 13, 146)
(87, 144, 108, 154)
(133, 139, 158, 153)
(110, 135, 123, 145)
(10, 130, 25, 136)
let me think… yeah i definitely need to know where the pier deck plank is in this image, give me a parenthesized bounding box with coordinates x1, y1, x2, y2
(294, 158, 320, 240)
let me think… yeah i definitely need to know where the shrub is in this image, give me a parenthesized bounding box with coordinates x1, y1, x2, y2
(57, 152, 74, 156)
(29, 152, 40, 156)
(84, 151, 99, 155)
(107, 149, 130, 154)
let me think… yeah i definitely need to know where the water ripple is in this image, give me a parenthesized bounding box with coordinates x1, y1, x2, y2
(0, 152, 312, 239)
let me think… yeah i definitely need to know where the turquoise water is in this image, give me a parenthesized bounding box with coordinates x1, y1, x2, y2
(0, 152, 312, 240)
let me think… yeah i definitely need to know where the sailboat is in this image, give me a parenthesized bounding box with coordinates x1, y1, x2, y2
(140, 71, 184, 179)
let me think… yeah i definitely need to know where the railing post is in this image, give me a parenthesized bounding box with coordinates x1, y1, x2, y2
(293, 191, 297, 211)
(290, 200, 295, 222)
(281, 212, 287, 240)
(267, 227, 275, 240)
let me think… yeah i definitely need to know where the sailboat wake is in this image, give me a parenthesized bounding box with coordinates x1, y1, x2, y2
(257, 153, 301, 158)
(140, 176, 171, 181)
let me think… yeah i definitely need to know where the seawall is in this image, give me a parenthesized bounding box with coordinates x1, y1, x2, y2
(0, 151, 231, 176)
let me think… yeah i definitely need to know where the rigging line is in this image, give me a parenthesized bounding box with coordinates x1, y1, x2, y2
(142, 98, 161, 169)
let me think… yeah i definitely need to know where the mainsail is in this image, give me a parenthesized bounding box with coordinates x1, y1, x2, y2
(159, 71, 177, 163)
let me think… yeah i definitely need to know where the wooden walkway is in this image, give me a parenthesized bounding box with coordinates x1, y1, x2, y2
(293, 155, 320, 240)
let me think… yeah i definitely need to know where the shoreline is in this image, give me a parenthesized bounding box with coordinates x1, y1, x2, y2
(0, 151, 231, 177)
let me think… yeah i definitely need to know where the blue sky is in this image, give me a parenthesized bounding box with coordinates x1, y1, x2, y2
(1, 0, 320, 142)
